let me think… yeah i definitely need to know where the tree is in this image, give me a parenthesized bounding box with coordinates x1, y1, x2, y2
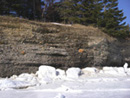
(99, 0, 127, 37)
(80, 0, 103, 25)
(59, 0, 80, 24)
(0, 0, 44, 19)
(46, 2, 62, 22)
(42, 0, 56, 21)
(58, 0, 103, 25)
(0, 0, 9, 15)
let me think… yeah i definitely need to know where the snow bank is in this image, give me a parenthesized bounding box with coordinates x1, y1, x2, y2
(127, 68, 130, 75)
(66, 68, 81, 78)
(0, 73, 39, 90)
(0, 63, 129, 91)
(0, 79, 32, 90)
(103, 67, 119, 75)
(102, 65, 129, 76)
(15, 73, 38, 85)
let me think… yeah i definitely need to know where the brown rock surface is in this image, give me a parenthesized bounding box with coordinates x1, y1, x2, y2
(0, 16, 125, 77)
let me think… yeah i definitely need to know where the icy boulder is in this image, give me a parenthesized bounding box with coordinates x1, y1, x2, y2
(66, 68, 81, 78)
(82, 67, 98, 76)
(36, 65, 56, 84)
(37, 65, 56, 78)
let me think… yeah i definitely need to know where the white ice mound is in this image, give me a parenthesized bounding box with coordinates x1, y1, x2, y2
(54, 93, 66, 98)
(36, 65, 56, 78)
(66, 67, 81, 78)
(0, 79, 31, 90)
(36, 65, 56, 84)
(82, 67, 98, 76)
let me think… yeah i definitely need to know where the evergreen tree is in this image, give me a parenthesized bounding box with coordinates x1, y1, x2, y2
(59, 0, 80, 24)
(80, 0, 103, 25)
(0, 0, 9, 15)
(46, 2, 62, 22)
(0, 0, 44, 19)
(100, 0, 127, 37)
(42, 0, 56, 21)
(59, 0, 102, 25)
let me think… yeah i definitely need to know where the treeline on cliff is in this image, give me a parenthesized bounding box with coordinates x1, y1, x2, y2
(0, 0, 130, 37)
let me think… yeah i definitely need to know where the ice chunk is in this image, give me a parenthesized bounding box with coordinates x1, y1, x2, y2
(36, 65, 56, 79)
(82, 67, 98, 76)
(123, 63, 128, 73)
(36, 65, 56, 84)
(66, 67, 81, 78)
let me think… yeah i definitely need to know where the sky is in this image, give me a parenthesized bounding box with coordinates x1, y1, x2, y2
(118, 0, 130, 25)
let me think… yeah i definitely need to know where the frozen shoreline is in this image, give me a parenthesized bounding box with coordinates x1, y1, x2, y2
(0, 64, 130, 98)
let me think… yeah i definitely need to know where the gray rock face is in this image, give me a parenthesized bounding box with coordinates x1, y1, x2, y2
(120, 39, 130, 64)
(0, 23, 125, 77)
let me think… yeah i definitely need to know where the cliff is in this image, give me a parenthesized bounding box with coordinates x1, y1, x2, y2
(0, 16, 127, 77)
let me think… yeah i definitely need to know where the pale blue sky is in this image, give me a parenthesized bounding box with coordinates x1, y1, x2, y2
(118, 0, 130, 25)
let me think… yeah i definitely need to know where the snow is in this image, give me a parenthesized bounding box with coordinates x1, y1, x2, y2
(103, 67, 119, 75)
(54, 93, 66, 98)
(36, 65, 56, 79)
(56, 69, 66, 79)
(0, 79, 31, 90)
(124, 63, 128, 73)
(51, 22, 72, 26)
(82, 67, 98, 76)
(66, 67, 81, 78)
(36, 65, 57, 84)
(0, 64, 130, 98)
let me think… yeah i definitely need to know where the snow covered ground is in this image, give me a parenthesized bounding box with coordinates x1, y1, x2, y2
(0, 64, 130, 98)
(51, 22, 72, 26)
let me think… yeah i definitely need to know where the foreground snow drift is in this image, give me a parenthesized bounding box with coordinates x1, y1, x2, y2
(0, 64, 130, 90)
(0, 64, 130, 98)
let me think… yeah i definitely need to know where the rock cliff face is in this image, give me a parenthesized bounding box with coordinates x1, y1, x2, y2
(0, 16, 126, 77)
(120, 39, 130, 64)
